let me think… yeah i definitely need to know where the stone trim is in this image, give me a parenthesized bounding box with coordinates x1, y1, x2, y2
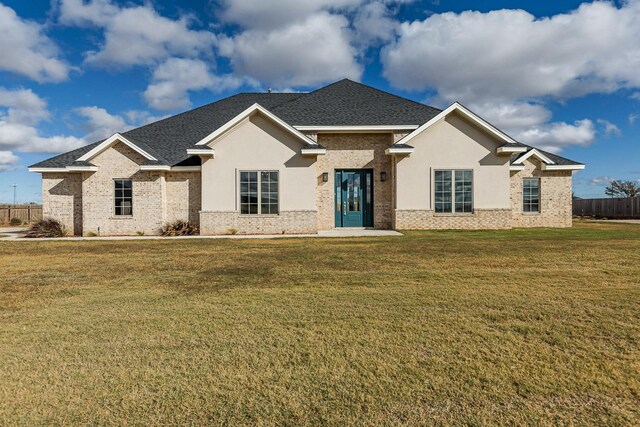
(200, 210, 317, 235)
(395, 209, 512, 230)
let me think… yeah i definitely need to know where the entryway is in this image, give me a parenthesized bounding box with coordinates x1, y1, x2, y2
(334, 169, 373, 227)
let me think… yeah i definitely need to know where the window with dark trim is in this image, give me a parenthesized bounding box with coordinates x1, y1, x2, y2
(434, 170, 473, 213)
(523, 178, 540, 213)
(240, 171, 279, 215)
(114, 179, 132, 216)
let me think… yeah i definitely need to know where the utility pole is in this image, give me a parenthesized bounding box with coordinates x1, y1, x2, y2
(11, 183, 17, 205)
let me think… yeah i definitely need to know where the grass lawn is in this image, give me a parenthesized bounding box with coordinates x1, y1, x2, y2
(1, 221, 638, 425)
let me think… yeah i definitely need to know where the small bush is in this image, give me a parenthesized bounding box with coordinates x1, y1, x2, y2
(23, 218, 66, 238)
(84, 231, 98, 237)
(9, 218, 23, 226)
(226, 228, 238, 235)
(161, 220, 198, 236)
(136, 231, 145, 236)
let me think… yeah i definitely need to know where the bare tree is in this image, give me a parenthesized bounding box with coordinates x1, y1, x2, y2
(604, 180, 640, 198)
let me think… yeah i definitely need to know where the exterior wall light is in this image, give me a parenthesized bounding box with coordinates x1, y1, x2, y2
(380, 171, 387, 182)
(322, 172, 329, 182)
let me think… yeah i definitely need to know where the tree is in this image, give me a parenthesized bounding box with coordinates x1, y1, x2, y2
(604, 180, 640, 198)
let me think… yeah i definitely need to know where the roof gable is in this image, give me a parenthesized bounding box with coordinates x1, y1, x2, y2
(395, 102, 517, 147)
(195, 103, 318, 148)
(77, 133, 160, 163)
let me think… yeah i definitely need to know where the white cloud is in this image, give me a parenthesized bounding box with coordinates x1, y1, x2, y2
(0, 88, 84, 154)
(464, 101, 596, 153)
(0, 151, 20, 172)
(0, 4, 69, 82)
(352, 1, 399, 47)
(630, 113, 640, 124)
(123, 110, 169, 126)
(597, 119, 621, 137)
(58, 0, 118, 26)
(58, 0, 216, 68)
(0, 88, 50, 125)
(0, 87, 142, 156)
(382, 1, 640, 102)
(514, 119, 596, 153)
(143, 58, 251, 111)
(219, 12, 362, 88)
(380, 1, 640, 152)
(74, 106, 131, 141)
(589, 176, 614, 185)
(218, 0, 363, 30)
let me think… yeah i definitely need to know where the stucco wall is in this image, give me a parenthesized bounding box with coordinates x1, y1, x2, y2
(200, 112, 317, 234)
(42, 173, 83, 235)
(82, 142, 165, 235)
(510, 158, 573, 227)
(395, 112, 512, 212)
(315, 133, 393, 230)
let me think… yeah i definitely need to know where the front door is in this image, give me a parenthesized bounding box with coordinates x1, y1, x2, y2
(335, 170, 373, 227)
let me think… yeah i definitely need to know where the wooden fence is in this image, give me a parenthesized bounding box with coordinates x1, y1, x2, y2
(0, 204, 43, 224)
(573, 197, 640, 219)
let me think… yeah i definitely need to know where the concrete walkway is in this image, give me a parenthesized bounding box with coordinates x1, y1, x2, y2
(0, 227, 28, 240)
(591, 219, 640, 225)
(1, 228, 402, 242)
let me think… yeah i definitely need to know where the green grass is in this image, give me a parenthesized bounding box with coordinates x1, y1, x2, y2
(1, 221, 638, 425)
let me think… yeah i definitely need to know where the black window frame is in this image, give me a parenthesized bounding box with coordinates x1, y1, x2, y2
(114, 179, 133, 216)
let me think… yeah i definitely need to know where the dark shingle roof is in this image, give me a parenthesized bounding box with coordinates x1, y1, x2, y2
(30, 142, 101, 168)
(30, 79, 582, 168)
(31, 93, 302, 168)
(270, 79, 442, 126)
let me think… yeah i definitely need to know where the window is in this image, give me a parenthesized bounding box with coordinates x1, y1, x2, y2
(523, 178, 540, 213)
(434, 170, 473, 213)
(114, 179, 132, 216)
(240, 171, 279, 215)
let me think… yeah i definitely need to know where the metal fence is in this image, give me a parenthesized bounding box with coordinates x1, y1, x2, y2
(0, 204, 43, 224)
(573, 197, 640, 218)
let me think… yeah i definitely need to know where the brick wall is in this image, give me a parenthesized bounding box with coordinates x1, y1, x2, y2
(82, 143, 165, 236)
(395, 209, 512, 230)
(315, 133, 393, 229)
(42, 173, 82, 235)
(200, 210, 317, 235)
(165, 172, 201, 226)
(510, 158, 573, 228)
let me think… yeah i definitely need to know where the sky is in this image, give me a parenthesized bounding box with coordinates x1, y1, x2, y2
(0, 0, 639, 203)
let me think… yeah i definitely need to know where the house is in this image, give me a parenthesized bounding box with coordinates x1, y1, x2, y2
(29, 79, 584, 236)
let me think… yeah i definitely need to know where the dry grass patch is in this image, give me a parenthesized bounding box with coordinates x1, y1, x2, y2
(0, 221, 639, 425)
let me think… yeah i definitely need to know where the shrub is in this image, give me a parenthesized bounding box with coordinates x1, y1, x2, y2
(23, 218, 66, 238)
(161, 220, 198, 236)
(84, 231, 98, 237)
(136, 231, 145, 236)
(226, 228, 238, 235)
(9, 218, 23, 226)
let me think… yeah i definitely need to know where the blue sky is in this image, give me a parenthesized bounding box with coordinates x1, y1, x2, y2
(0, 0, 638, 203)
